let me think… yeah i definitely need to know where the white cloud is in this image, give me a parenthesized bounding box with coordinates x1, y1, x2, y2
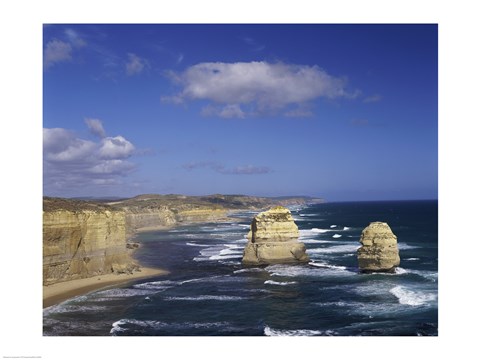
(163, 61, 356, 116)
(43, 123, 137, 194)
(44, 40, 72, 68)
(85, 118, 106, 138)
(126, 53, 147, 76)
(99, 136, 135, 159)
(43, 128, 96, 162)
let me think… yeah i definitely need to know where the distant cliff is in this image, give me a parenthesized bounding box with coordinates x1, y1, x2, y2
(107, 194, 323, 236)
(43, 194, 324, 285)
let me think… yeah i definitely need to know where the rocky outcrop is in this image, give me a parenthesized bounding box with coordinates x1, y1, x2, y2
(242, 206, 309, 265)
(43, 199, 138, 285)
(357, 222, 400, 272)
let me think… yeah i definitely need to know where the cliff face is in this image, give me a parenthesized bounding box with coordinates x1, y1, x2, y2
(242, 206, 309, 265)
(357, 222, 400, 272)
(43, 199, 137, 285)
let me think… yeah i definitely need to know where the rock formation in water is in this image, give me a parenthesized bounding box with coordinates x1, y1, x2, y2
(357, 221, 400, 272)
(43, 198, 138, 285)
(242, 206, 309, 265)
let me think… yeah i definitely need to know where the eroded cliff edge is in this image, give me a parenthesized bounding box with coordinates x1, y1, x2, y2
(43, 198, 138, 285)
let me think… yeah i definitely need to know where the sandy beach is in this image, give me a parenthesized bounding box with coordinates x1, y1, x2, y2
(43, 267, 168, 308)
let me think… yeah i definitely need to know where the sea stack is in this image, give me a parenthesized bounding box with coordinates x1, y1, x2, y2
(242, 206, 309, 265)
(357, 222, 400, 273)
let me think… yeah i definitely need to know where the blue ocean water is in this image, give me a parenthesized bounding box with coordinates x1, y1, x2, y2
(43, 200, 438, 336)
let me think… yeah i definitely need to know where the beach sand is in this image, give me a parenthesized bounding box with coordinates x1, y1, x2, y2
(43, 267, 168, 308)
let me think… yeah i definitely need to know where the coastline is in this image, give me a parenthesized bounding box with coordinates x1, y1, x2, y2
(42, 206, 268, 310)
(43, 267, 168, 308)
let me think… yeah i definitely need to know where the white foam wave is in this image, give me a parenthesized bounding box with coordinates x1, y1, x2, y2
(209, 254, 243, 260)
(398, 243, 420, 250)
(264, 325, 330, 336)
(343, 226, 350, 230)
(330, 225, 337, 228)
(332, 234, 342, 238)
(301, 239, 329, 244)
(266, 263, 353, 277)
(110, 319, 230, 334)
(185, 242, 211, 247)
(234, 268, 265, 274)
(164, 295, 245, 301)
(299, 228, 331, 237)
(93, 288, 154, 299)
(405, 257, 420, 261)
(44, 303, 107, 315)
(110, 318, 167, 335)
(133, 280, 179, 290)
(309, 261, 347, 270)
(307, 244, 360, 254)
(390, 286, 437, 306)
(264, 280, 297, 286)
(394, 267, 408, 275)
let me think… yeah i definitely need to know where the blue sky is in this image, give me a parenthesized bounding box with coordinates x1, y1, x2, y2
(43, 24, 437, 201)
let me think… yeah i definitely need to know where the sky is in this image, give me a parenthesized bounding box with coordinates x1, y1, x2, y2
(43, 24, 438, 201)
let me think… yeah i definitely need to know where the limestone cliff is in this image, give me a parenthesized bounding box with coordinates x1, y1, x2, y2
(242, 206, 309, 265)
(357, 221, 400, 272)
(43, 198, 138, 285)
(108, 194, 316, 235)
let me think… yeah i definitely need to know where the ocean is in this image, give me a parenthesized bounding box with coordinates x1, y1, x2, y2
(43, 200, 438, 336)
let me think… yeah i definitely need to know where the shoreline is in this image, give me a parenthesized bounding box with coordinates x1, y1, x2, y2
(43, 267, 168, 308)
(42, 208, 262, 309)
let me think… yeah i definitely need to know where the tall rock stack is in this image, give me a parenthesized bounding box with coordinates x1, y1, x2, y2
(242, 206, 309, 265)
(357, 222, 400, 273)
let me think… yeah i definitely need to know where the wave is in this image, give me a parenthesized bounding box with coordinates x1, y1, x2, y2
(332, 234, 342, 238)
(185, 242, 212, 247)
(301, 239, 330, 244)
(264, 280, 297, 286)
(307, 244, 360, 254)
(308, 261, 347, 270)
(265, 263, 354, 278)
(264, 325, 332, 336)
(299, 228, 332, 236)
(398, 243, 420, 250)
(234, 268, 265, 274)
(394, 267, 408, 275)
(44, 303, 107, 315)
(405, 258, 420, 261)
(389, 286, 437, 306)
(343, 227, 350, 230)
(133, 280, 179, 290)
(164, 295, 245, 301)
(92, 288, 154, 299)
(110, 319, 231, 335)
(330, 225, 337, 228)
(209, 254, 243, 260)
